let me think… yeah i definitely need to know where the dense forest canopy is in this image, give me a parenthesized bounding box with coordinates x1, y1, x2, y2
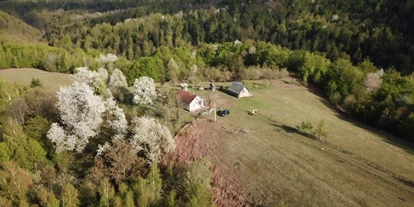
(0, 0, 414, 206)
(1, 0, 414, 74)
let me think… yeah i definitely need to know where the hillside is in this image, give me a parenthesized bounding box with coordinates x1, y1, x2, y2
(0, 68, 72, 92)
(0, 11, 42, 43)
(170, 79, 414, 206)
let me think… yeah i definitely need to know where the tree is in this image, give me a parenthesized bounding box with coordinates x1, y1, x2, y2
(0, 79, 25, 114)
(314, 119, 328, 142)
(6, 98, 28, 124)
(61, 183, 80, 207)
(89, 140, 146, 185)
(96, 53, 118, 64)
(146, 163, 163, 204)
(36, 186, 60, 207)
(130, 116, 175, 163)
(105, 98, 128, 141)
(109, 68, 128, 101)
(296, 120, 313, 133)
(24, 88, 58, 120)
(133, 177, 149, 207)
(2, 118, 47, 171)
(47, 82, 106, 153)
(132, 77, 157, 105)
(24, 116, 52, 152)
(109, 68, 128, 89)
(124, 191, 135, 207)
(183, 158, 214, 207)
(30, 78, 42, 88)
(167, 58, 179, 83)
(131, 163, 163, 207)
(0, 162, 33, 204)
(98, 178, 115, 207)
(72, 67, 102, 90)
(363, 70, 384, 93)
(79, 181, 98, 207)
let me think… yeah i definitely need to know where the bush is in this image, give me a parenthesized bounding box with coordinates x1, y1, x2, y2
(296, 120, 313, 133)
(30, 78, 42, 88)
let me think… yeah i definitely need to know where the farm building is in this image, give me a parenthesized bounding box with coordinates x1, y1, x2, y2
(228, 82, 253, 98)
(176, 89, 205, 112)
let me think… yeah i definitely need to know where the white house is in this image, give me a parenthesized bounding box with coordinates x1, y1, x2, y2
(228, 82, 253, 98)
(176, 89, 204, 112)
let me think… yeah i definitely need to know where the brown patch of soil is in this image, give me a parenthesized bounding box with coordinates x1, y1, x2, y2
(164, 119, 250, 207)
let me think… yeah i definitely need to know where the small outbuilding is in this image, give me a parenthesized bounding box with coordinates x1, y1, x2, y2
(176, 89, 204, 112)
(228, 82, 253, 98)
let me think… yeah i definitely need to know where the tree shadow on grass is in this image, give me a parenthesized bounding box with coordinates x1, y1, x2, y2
(396, 177, 414, 188)
(270, 122, 316, 140)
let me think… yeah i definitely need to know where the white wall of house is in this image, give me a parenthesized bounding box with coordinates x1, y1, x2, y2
(239, 88, 253, 98)
(189, 96, 204, 112)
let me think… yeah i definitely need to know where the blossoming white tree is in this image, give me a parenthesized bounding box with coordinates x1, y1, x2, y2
(130, 116, 175, 163)
(363, 69, 384, 93)
(96, 53, 118, 64)
(47, 82, 106, 153)
(72, 67, 101, 89)
(132, 77, 157, 105)
(98, 67, 109, 82)
(109, 68, 128, 89)
(105, 98, 128, 141)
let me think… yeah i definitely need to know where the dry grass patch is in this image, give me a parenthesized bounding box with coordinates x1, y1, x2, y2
(174, 78, 414, 206)
(0, 68, 72, 92)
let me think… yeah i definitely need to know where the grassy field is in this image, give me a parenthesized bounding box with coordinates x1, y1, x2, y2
(0, 68, 72, 92)
(186, 79, 414, 206)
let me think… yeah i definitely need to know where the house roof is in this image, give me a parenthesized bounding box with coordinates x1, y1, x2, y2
(176, 89, 198, 104)
(228, 82, 247, 94)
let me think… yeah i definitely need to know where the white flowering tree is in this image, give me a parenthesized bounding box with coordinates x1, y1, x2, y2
(363, 69, 384, 93)
(130, 116, 175, 163)
(109, 68, 128, 89)
(133, 77, 157, 105)
(98, 67, 109, 82)
(96, 53, 118, 64)
(47, 82, 106, 153)
(72, 67, 101, 89)
(105, 98, 128, 141)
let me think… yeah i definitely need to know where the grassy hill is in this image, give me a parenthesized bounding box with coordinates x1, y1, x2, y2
(172, 79, 414, 206)
(0, 11, 42, 43)
(0, 68, 72, 92)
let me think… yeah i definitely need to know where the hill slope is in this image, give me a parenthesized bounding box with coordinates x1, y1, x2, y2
(169, 79, 414, 206)
(0, 11, 42, 43)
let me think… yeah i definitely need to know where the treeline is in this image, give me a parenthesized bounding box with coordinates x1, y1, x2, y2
(0, 43, 95, 72)
(31, 0, 414, 74)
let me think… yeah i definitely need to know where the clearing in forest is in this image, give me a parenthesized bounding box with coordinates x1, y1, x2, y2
(170, 78, 414, 207)
(0, 68, 72, 92)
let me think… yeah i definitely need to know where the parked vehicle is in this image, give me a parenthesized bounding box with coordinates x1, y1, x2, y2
(217, 109, 230, 117)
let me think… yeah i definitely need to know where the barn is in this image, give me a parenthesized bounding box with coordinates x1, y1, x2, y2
(176, 89, 205, 112)
(228, 82, 253, 98)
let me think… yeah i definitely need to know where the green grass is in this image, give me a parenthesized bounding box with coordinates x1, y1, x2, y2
(186, 79, 414, 206)
(0, 68, 72, 92)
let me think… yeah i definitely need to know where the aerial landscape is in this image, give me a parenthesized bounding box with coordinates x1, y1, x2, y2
(0, 0, 413, 206)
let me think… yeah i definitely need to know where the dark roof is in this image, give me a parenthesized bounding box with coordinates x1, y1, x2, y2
(176, 89, 197, 104)
(228, 82, 246, 94)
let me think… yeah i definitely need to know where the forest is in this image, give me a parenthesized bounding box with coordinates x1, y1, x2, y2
(0, 0, 414, 206)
